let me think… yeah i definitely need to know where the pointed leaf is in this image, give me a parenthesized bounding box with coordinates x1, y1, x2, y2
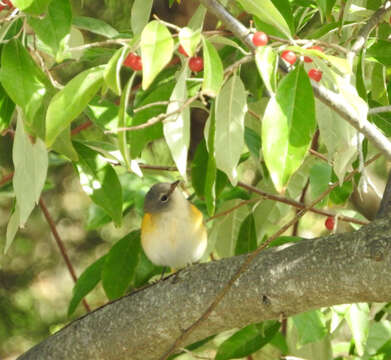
(163, 65, 190, 179)
(346, 303, 370, 356)
(68, 255, 107, 316)
(215, 75, 247, 185)
(238, 0, 292, 38)
(51, 127, 78, 161)
(131, 0, 153, 35)
(262, 66, 316, 191)
(235, 213, 257, 255)
(179, 27, 201, 58)
(0, 83, 15, 132)
(292, 310, 328, 346)
(202, 37, 223, 97)
(118, 73, 136, 170)
(27, 0, 72, 62)
(103, 46, 129, 96)
(188, 5, 207, 30)
(13, 115, 48, 226)
(46, 65, 105, 146)
(72, 16, 119, 38)
(255, 46, 278, 95)
(102, 231, 141, 300)
(216, 321, 280, 360)
(5, 204, 21, 254)
(0, 39, 50, 126)
(141, 21, 174, 90)
(13, 0, 51, 13)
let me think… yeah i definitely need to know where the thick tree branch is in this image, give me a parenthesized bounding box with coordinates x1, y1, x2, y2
(199, 0, 391, 161)
(18, 217, 391, 360)
(376, 170, 391, 219)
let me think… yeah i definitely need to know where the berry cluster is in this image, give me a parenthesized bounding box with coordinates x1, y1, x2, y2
(252, 30, 324, 82)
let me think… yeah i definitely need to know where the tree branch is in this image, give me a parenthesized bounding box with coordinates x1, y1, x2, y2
(198, 0, 391, 161)
(18, 217, 391, 360)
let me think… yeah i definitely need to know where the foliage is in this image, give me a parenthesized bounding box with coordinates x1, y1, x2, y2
(0, 0, 390, 358)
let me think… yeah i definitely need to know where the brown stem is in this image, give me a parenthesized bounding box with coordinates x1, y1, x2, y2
(38, 197, 91, 313)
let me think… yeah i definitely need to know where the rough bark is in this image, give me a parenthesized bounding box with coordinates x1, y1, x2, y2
(18, 217, 391, 360)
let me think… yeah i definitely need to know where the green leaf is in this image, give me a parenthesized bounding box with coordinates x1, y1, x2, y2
(214, 75, 247, 185)
(5, 203, 20, 254)
(102, 231, 142, 300)
(0, 39, 50, 127)
(205, 106, 217, 215)
(73, 16, 119, 38)
(216, 321, 280, 360)
(262, 66, 316, 191)
(244, 127, 261, 159)
(309, 162, 331, 206)
(370, 101, 391, 137)
(191, 139, 208, 198)
(74, 142, 123, 226)
(51, 127, 78, 161)
(179, 27, 201, 58)
(118, 73, 136, 170)
(68, 255, 106, 316)
(202, 37, 224, 97)
(315, 0, 337, 20)
(356, 51, 367, 101)
(292, 310, 328, 346)
(238, 0, 292, 38)
(267, 235, 301, 247)
(235, 213, 257, 255)
(13, 0, 51, 13)
(13, 114, 48, 226)
(104, 47, 129, 95)
(367, 40, 391, 66)
(163, 65, 190, 180)
(188, 4, 207, 30)
(371, 63, 389, 106)
(0, 83, 15, 132)
(209, 36, 249, 55)
(141, 21, 174, 90)
(316, 99, 358, 184)
(213, 199, 248, 258)
(131, 0, 153, 35)
(255, 46, 278, 95)
(346, 303, 370, 356)
(46, 65, 105, 146)
(27, 0, 72, 62)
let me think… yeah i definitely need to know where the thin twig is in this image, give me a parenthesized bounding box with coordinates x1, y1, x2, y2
(71, 120, 93, 136)
(69, 38, 130, 51)
(106, 94, 199, 133)
(159, 153, 380, 360)
(237, 182, 368, 226)
(138, 164, 178, 171)
(199, 0, 391, 161)
(0, 172, 13, 187)
(206, 199, 259, 223)
(368, 106, 391, 115)
(309, 149, 329, 162)
(39, 197, 91, 313)
(134, 101, 170, 113)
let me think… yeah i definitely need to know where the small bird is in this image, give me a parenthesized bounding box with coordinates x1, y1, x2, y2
(141, 181, 207, 268)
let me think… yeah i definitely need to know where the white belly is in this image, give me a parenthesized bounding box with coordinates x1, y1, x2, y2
(141, 205, 207, 268)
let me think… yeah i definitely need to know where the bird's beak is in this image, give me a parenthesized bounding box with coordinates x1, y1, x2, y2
(168, 180, 180, 196)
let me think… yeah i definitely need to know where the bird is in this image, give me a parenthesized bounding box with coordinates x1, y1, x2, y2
(141, 181, 207, 269)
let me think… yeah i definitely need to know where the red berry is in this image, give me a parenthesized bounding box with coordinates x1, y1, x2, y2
(304, 46, 323, 62)
(0, 0, 13, 10)
(325, 216, 335, 231)
(123, 52, 142, 71)
(178, 45, 189, 57)
(252, 31, 268, 47)
(281, 50, 296, 65)
(189, 56, 203, 72)
(308, 68, 322, 82)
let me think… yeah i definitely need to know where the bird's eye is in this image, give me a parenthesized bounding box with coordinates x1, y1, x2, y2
(160, 194, 168, 202)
